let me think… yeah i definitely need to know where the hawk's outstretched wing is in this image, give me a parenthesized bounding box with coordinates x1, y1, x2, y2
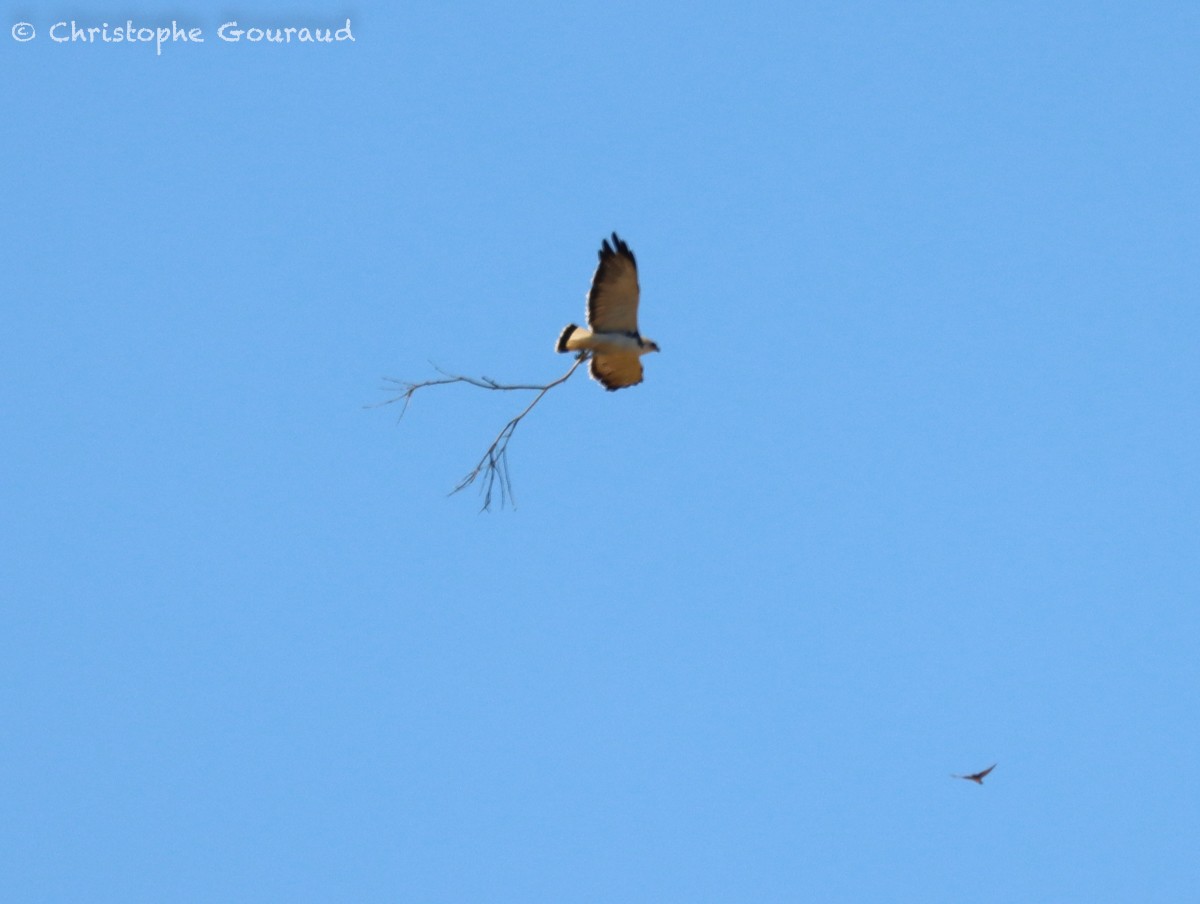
(587, 233, 640, 334)
(953, 763, 997, 783)
(590, 351, 643, 392)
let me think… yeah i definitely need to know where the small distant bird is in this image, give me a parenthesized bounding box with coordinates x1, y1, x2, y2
(557, 232, 660, 391)
(952, 764, 997, 785)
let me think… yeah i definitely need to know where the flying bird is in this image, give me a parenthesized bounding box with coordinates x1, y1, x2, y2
(952, 764, 997, 785)
(557, 232, 660, 391)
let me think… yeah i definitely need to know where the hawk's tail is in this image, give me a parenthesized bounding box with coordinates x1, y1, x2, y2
(557, 324, 580, 353)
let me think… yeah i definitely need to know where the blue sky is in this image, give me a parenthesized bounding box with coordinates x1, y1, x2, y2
(3, 1, 1197, 900)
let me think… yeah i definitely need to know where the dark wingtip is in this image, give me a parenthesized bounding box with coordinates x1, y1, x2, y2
(607, 231, 634, 266)
(599, 232, 633, 259)
(556, 324, 578, 353)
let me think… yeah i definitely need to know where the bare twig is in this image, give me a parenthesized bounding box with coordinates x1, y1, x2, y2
(374, 354, 589, 510)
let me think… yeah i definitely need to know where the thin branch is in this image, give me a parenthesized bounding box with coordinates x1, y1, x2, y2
(373, 354, 589, 510)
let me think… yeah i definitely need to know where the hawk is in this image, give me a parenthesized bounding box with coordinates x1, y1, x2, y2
(952, 764, 997, 785)
(556, 232, 660, 391)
